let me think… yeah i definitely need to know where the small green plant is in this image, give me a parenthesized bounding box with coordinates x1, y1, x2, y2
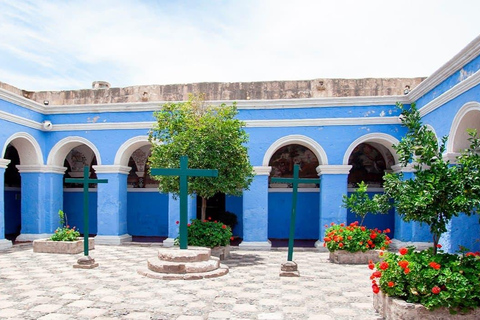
(50, 210, 80, 241)
(175, 218, 232, 248)
(342, 181, 391, 225)
(323, 221, 391, 252)
(370, 246, 480, 313)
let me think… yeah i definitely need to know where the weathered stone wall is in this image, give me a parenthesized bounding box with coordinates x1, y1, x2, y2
(1, 77, 425, 105)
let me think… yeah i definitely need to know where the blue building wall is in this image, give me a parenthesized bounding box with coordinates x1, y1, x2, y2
(63, 191, 98, 234)
(126, 191, 168, 236)
(4, 189, 21, 235)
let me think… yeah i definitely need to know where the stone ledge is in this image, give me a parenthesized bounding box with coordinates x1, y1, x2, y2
(157, 247, 211, 262)
(373, 291, 480, 319)
(138, 264, 229, 280)
(33, 238, 95, 254)
(329, 250, 383, 264)
(147, 256, 220, 274)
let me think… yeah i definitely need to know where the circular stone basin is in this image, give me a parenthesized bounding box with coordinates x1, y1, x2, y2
(157, 247, 211, 262)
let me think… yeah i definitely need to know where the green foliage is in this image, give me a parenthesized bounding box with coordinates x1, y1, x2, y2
(342, 181, 391, 225)
(50, 210, 80, 241)
(370, 247, 480, 313)
(323, 221, 391, 252)
(175, 219, 232, 248)
(148, 94, 254, 218)
(383, 103, 480, 253)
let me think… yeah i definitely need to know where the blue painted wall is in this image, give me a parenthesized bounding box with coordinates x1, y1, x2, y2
(268, 191, 319, 239)
(127, 191, 168, 236)
(225, 195, 243, 237)
(63, 191, 98, 234)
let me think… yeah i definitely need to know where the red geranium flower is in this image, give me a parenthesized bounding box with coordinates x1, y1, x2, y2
(398, 260, 409, 269)
(399, 247, 408, 255)
(388, 281, 395, 287)
(175, 221, 179, 225)
(429, 262, 441, 270)
(222, 225, 227, 229)
(379, 261, 389, 270)
(436, 244, 442, 248)
(404, 267, 411, 274)
(372, 284, 380, 294)
(368, 263, 375, 270)
(432, 286, 441, 294)
(372, 271, 382, 278)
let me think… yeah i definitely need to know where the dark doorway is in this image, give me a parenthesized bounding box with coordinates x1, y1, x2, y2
(4, 145, 21, 241)
(196, 193, 226, 220)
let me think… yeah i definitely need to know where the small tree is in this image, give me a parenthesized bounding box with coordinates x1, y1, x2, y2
(148, 94, 254, 220)
(383, 103, 480, 254)
(342, 181, 391, 226)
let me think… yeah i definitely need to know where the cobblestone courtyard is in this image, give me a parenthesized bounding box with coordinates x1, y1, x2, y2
(0, 244, 381, 320)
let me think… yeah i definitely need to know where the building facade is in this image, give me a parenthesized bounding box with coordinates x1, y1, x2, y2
(1, 36, 480, 253)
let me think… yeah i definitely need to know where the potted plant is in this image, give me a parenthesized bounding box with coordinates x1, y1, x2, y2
(324, 181, 392, 264)
(370, 103, 480, 318)
(175, 218, 233, 260)
(33, 210, 94, 254)
(324, 221, 391, 264)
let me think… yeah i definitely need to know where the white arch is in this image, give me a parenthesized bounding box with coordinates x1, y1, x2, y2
(262, 135, 328, 166)
(47, 136, 102, 166)
(114, 136, 151, 166)
(447, 101, 480, 153)
(2, 132, 43, 165)
(343, 133, 399, 165)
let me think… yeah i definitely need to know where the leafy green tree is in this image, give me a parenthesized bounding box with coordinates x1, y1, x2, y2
(383, 103, 480, 254)
(342, 181, 391, 226)
(148, 94, 254, 220)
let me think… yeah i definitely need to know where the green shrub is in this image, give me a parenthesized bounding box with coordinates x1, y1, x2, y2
(50, 210, 80, 241)
(176, 218, 232, 248)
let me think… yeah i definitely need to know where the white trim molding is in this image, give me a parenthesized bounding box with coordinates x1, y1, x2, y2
(317, 165, 352, 175)
(0, 239, 12, 251)
(442, 152, 461, 163)
(0, 88, 45, 113)
(247, 116, 400, 128)
(0, 159, 11, 168)
(95, 234, 132, 245)
(342, 133, 400, 165)
(50, 121, 155, 131)
(16, 233, 52, 242)
(2, 132, 44, 166)
(114, 136, 151, 166)
(419, 70, 480, 117)
(410, 35, 480, 103)
(447, 101, 480, 153)
(262, 134, 328, 166)
(93, 165, 131, 175)
(238, 240, 272, 250)
(391, 164, 416, 173)
(47, 136, 102, 167)
(16, 165, 66, 174)
(253, 166, 272, 176)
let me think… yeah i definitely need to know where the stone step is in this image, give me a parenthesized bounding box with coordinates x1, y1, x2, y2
(157, 247, 211, 262)
(137, 264, 229, 280)
(147, 256, 220, 274)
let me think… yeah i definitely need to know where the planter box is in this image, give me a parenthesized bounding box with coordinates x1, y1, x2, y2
(210, 245, 230, 260)
(373, 291, 480, 320)
(33, 238, 95, 254)
(329, 250, 382, 264)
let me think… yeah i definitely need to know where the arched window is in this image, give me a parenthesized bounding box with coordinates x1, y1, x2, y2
(268, 144, 319, 188)
(347, 142, 394, 187)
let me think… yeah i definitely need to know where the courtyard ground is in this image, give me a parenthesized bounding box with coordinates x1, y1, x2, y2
(0, 243, 381, 320)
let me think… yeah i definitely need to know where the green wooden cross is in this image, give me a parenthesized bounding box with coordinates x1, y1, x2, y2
(151, 156, 218, 249)
(65, 166, 108, 256)
(270, 164, 318, 261)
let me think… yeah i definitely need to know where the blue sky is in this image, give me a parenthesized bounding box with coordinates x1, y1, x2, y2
(1, 0, 480, 91)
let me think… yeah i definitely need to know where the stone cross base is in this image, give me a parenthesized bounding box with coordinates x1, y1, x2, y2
(138, 247, 229, 280)
(279, 261, 300, 277)
(73, 255, 99, 269)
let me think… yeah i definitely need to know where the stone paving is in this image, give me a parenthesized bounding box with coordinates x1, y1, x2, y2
(0, 243, 382, 320)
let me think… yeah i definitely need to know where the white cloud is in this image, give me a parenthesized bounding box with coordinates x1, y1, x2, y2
(0, 0, 479, 91)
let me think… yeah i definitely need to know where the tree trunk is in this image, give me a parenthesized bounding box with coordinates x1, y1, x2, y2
(201, 197, 207, 221)
(432, 233, 440, 255)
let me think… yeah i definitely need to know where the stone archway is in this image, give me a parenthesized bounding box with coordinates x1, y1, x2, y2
(448, 101, 480, 154)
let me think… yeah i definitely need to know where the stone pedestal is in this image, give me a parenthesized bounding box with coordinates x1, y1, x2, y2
(138, 247, 229, 280)
(73, 255, 99, 269)
(279, 261, 300, 277)
(210, 245, 230, 260)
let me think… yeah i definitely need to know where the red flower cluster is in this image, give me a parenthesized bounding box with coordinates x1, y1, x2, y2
(432, 286, 441, 294)
(429, 261, 441, 270)
(399, 247, 408, 255)
(379, 261, 389, 270)
(323, 221, 391, 252)
(466, 252, 480, 257)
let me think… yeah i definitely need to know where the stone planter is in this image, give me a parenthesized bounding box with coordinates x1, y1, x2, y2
(210, 245, 230, 260)
(33, 238, 95, 254)
(373, 291, 480, 320)
(329, 250, 382, 264)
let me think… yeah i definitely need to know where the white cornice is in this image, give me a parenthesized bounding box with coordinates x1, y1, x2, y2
(0, 159, 11, 168)
(50, 122, 155, 131)
(253, 166, 272, 176)
(317, 165, 352, 175)
(419, 69, 480, 117)
(93, 165, 131, 174)
(16, 165, 66, 174)
(0, 110, 43, 130)
(409, 35, 480, 102)
(0, 88, 45, 113)
(246, 116, 400, 128)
